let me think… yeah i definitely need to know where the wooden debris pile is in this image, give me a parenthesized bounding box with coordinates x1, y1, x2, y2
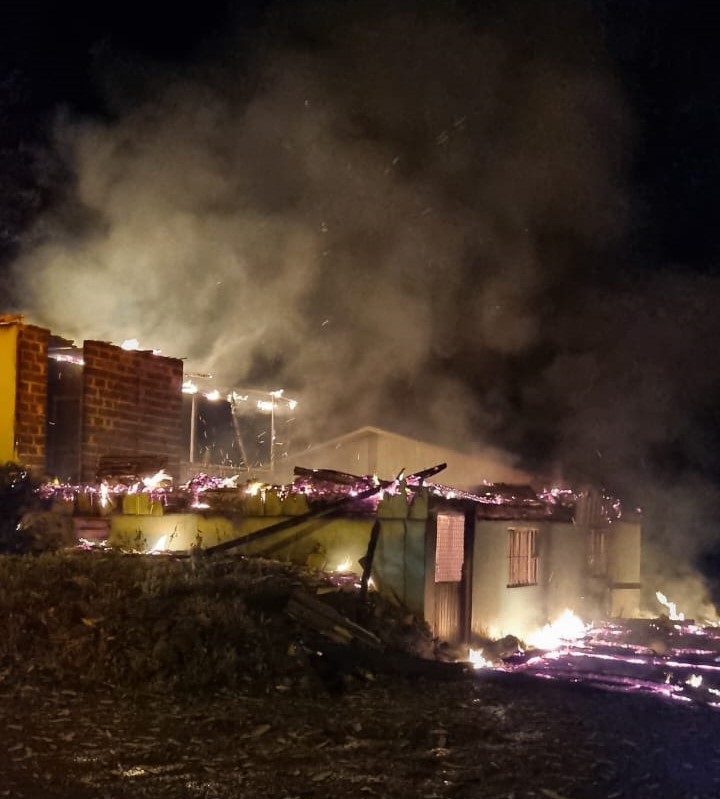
(0, 551, 465, 694)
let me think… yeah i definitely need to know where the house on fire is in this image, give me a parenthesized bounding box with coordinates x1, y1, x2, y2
(1, 315, 641, 643)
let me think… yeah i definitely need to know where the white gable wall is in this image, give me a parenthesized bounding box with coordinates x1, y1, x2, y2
(284, 426, 531, 489)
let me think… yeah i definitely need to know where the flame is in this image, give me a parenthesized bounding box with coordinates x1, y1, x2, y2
(121, 338, 140, 350)
(99, 482, 110, 509)
(467, 648, 494, 669)
(527, 609, 588, 650)
(142, 469, 171, 490)
(656, 591, 685, 621)
(335, 557, 353, 573)
(686, 674, 703, 688)
(49, 351, 84, 365)
(182, 380, 198, 394)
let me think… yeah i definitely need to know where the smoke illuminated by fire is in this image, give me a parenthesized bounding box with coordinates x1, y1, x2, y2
(10, 1, 630, 461)
(11, 0, 720, 606)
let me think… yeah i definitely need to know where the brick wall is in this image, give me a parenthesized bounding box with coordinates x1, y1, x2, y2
(15, 324, 50, 473)
(81, 341, 184, 482)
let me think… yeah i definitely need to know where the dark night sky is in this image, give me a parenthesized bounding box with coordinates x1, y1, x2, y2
(3, 1, 720, 602)
(3, 2, 719, 268)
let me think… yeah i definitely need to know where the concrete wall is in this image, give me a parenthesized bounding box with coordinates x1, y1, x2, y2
(108, 490, 429, 616)
(470, 520, 547, 640)
(469, 519, 620, 640)
(108, 512, 427, 616)
(81, 341, 184, 481)
(544, 521, 591, 620)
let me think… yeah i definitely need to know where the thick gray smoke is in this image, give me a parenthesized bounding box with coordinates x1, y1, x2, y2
(13, 1, 628, 451)
(13, 0, 720, 613)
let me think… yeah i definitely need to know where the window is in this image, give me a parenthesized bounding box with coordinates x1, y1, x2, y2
(435, 512, 465, 582)
(588, 528, 607, 576)
(507, 527, 538, 587)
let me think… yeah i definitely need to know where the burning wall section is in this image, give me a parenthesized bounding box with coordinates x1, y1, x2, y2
(80, 341, 184, 482)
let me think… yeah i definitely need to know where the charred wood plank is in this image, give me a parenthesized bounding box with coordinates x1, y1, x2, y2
(293, 466, 369, 485)
(293, 462, 447, 488)
(286, 589, 383, 649)
(359, 519, 381, 603)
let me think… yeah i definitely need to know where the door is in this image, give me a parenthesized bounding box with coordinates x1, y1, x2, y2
(432, 511, 468, 644)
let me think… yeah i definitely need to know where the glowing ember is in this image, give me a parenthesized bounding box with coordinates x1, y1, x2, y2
(49, 351, 84, 365)
(335, 557, 353, 573)
(686, 674, 703, 688)
(527, 609, 589, 650)
(656, 591, 685, 621)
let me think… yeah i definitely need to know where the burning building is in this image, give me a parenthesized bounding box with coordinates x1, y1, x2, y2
(1, 314, 641, 644)
(105, 470, 641, 645)
(0, 315, 184, 482)
(0, 315, 297, 483)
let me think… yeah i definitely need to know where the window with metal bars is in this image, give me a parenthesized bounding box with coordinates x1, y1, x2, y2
(507, 527, 538, 587)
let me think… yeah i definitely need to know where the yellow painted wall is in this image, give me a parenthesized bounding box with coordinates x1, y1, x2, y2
(0, 324, 18, 463)
(108, 502, 429, 616)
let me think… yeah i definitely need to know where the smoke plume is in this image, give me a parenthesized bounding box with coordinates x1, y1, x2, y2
(13, 1, 626, 444)
(11, 0, 720, 607)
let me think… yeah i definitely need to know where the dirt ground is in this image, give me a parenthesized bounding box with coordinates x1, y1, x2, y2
(2, 671, 720, 799)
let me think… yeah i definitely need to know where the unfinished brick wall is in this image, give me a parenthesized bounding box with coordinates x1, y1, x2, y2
(15, 324, 50, 473)
(81, 341, 184, 482)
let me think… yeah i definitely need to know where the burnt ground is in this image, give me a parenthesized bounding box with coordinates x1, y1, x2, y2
(1, 552, 718, 798)
(2, 671, 720, 799)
